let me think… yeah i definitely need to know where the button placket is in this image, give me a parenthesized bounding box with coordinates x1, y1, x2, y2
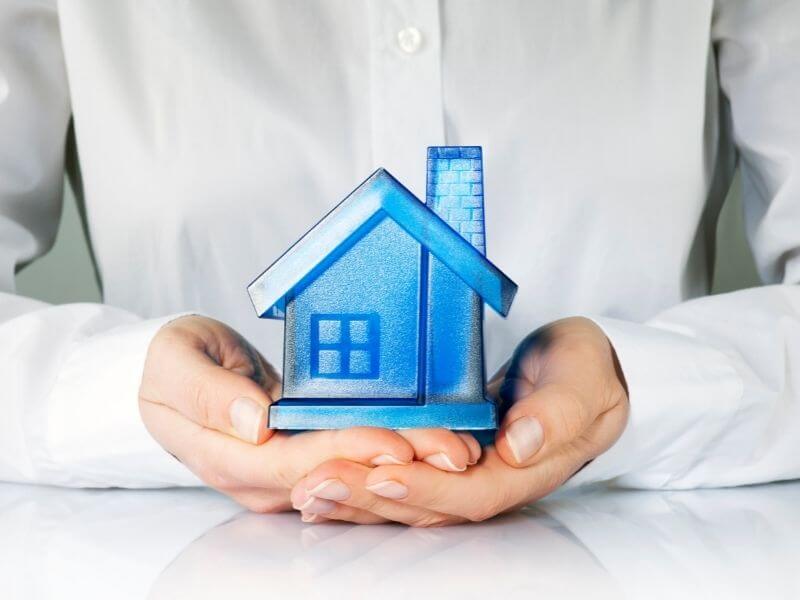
(368, 1, 445, 197)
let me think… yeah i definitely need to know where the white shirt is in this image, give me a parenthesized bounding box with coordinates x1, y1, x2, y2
(0, 0, 798, 489)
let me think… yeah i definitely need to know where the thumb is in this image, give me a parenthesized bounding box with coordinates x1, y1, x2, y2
(140, 320, 280, 445)
(495, 382, 600, 468)
(192, 361, 278, 444)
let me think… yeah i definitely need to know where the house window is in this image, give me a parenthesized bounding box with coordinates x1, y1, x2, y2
(310, 314, 380, 379)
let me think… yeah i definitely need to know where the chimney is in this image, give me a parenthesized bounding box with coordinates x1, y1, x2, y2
(425, 146, 485, 255)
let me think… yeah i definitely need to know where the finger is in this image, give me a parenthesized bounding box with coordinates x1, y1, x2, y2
(495, 383, 601, 468)
(268, 427, 415, 480)
(140, 401, 415, 490)
(139, 399, 262, 489)
(292, 460, 459, 527)
(363, 431, 614, 523)
(291, 475, 387, 524)
(457, 433, 482, 465)
(196, 362, 277, 444)
(396, 429, 478, 471)
(300, 512, 333, 524)
(301, 508, 387, 525)
(141, 341, 279, 445)
(362, 448, 549, 522)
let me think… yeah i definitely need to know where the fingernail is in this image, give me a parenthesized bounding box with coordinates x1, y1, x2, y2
(306, 479, 350, 501)
(301, 512, 320, 523)
(505, 416, 544, 463)
(366, 480, 408, 499)
(229, 397, 266, 444)
(423, 452, 466, 472)
(297, 496, 337, 515)
(371, 454, 409, 466)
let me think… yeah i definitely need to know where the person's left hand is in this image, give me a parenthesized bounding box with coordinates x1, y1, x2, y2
(139, 315, 482, 515)
(289, 317, 629, 525)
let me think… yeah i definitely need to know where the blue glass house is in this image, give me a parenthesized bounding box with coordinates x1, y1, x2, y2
(248, 147, 517, 430)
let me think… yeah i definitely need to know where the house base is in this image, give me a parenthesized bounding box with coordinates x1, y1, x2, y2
(268, 398, 497, 431)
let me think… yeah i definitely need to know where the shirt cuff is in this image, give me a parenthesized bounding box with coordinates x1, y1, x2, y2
(36, 312, 203, 488)
(564, 315, 742, 489)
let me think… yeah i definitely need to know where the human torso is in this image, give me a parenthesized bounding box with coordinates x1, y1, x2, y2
(58, 0, 729, 369)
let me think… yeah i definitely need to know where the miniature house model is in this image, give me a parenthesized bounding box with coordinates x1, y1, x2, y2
(248, 147, 517, 430)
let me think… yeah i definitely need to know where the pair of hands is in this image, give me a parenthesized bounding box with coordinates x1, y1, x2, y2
(139, 316, 628, 525)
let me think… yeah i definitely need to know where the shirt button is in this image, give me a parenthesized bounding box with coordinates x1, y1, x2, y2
(397, 26, 423, 54)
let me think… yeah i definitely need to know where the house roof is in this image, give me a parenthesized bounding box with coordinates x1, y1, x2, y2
(248, 169, 518, 319)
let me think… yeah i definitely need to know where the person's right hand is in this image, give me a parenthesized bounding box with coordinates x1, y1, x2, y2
(138, 316, 480, 513)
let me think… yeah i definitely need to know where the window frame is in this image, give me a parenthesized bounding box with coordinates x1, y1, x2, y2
(310, 313, 380, 379)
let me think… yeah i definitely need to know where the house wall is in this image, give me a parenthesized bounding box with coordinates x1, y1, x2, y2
(282, 216, 421, 399)
(425, 256, 485, 403)
(423, 147, 487, 404)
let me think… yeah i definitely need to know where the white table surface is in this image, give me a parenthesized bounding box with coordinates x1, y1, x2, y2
(1, 481, 798, 600)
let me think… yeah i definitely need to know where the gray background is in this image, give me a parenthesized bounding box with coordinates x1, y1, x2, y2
(15, 172, 761, 304)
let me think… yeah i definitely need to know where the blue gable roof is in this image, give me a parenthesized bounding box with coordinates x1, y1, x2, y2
(248, 168, 517, 319)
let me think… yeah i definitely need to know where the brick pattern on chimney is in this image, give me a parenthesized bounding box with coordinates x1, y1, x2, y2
(425, 146, 486, 255)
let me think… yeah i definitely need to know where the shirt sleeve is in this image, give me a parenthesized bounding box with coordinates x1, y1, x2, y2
(570, 0, 800, 489)
(0, 0, 198, 487)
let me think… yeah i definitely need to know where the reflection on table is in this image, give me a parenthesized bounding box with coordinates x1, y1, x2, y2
(1, 481, 798, 599)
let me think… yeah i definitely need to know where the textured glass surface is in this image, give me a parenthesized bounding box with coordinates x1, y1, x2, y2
(310, 313, 379, 380)
(247, 168, 516, 319)
(283, 217, 420, 399)
(317, 319, 341, 344)
(423, 146, 486, 405)
(426, 146, 486, 254)
(317, 350, 341, 375)
(248, 148, 518, 429)
(349, 319, 369, 344)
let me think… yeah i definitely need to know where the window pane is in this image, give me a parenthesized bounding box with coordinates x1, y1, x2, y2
(318, 319, 341, 344)
(317, 350, 341, 374)
(349, 350, 372, 375)
(349, 319, 370, 344)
